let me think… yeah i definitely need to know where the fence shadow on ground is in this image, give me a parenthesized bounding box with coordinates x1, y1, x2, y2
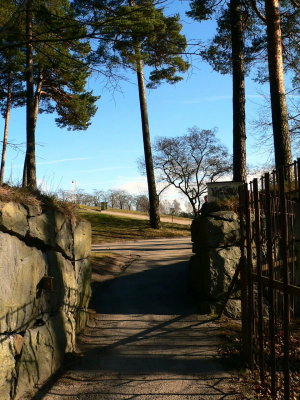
(32, 256, 241, 399)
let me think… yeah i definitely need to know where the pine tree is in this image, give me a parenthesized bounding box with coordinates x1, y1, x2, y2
(187, 0, 262, 182)
(0, 1, 26, 184)
(0, 65, 25, 185)
(261, 0, 293, 168)
(0, 0, 98, 188)
(74, 0, 189, 228)
(0, 53, 25, 187)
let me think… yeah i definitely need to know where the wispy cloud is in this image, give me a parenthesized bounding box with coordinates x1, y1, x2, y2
(72, 166, 133, 174)
(37, 157, 94, 165)
(12, 157, 94, 169)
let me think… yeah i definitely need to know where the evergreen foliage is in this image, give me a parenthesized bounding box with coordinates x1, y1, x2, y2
(188, 0, 300, 169)
(0, 0, 98, 187)
(72, 0, 189, 229)
(188, 0, 249, 181)
(73, 0, 189, 86)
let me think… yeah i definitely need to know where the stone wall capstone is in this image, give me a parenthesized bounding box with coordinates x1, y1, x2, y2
(0, 201, 92, 400)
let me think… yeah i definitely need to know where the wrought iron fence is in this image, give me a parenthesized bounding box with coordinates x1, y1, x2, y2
(239, 160, 300, 399)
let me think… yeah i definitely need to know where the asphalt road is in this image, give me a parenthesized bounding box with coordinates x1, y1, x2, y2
(38, 238, 240, 400)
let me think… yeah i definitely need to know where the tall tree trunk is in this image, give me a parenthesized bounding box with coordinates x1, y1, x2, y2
(22, 157, 27, 186)
(128, 0, 160, 228)
(24, 0, 37, 189)
(0, 72, 12, 185)
(23, 70, 43, 187)
(265, 0, 292, 168)
(136, 56, 161, 229)
(34, 71, 43, 122)
(230, 0, 247, 182)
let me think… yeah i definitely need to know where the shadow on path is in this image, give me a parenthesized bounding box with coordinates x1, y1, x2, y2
(90, 261, 195, 315)
(33, 239, 241, 400)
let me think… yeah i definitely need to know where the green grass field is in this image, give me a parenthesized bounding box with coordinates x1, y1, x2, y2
(78, 209, 191, 243)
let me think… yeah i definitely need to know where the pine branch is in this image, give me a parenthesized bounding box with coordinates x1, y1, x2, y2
(249, 0, 267, 23)
(289, 0, 300, 8)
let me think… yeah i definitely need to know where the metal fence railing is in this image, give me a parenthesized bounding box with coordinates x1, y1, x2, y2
(239, 161, 300, 399)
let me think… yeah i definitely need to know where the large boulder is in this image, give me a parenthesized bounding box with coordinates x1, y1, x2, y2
(28, 209, 57, 247)
(0, 202, 28, 237)
(46, 251, 91, 350)
(189, 210, 241, 310)
(0, 232, 47, 333)
(56, 218, 74, 259)
(188, 246, 240, 301)
(74, 258, 92, 333)
(73, 220, 92, 260)
(222, 299, 241, 319)
(0, 338, 16, 400)
(191, 211, 240, 253)
(205, 246, 240, 299)
(14, 315, 67, 400)
(0, 200, 92, 399)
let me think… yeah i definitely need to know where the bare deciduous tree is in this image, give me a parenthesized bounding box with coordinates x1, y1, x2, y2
(172, 199, 182, 216)
(153, 127, 231, 216)
(159, 199, 172, 215)
(134, 194, 149, 213)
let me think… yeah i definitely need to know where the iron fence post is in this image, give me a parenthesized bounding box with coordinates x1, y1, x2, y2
(279, 167, 290, 400)
(239, 185, 252, 366)
(253, 178, 265, 384)
(265, 173, 277, 398)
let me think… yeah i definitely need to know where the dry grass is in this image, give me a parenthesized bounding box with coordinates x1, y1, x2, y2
(44, 196, 78, 218)
(0, 185, 78, 218)
(0, 185, 41, 207)
(79, 205, 148, 216)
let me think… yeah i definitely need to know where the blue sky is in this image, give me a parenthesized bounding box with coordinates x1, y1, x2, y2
(2, 1, 289, 200)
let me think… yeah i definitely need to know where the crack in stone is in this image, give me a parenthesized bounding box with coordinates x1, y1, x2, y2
(0, 205, 91, 399)
(0, 224, 79, 263)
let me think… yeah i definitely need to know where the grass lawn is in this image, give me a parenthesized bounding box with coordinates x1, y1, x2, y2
(78, 205, 191, 221)
(78, 205, 148, 216)
(78, 209, 191, 243)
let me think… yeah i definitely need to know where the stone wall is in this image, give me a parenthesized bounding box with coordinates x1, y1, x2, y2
(188, 211, 241, 317)
(0, 201, 92, 400)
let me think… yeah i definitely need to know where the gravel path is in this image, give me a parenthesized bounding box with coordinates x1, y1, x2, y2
(37, 238, 240, 400)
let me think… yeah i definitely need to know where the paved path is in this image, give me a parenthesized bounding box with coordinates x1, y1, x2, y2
(39, 238, 240, 400)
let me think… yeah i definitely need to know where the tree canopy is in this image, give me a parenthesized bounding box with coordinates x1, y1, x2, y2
(0, 0, 99, 188)
(153, 127, 231, 216)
